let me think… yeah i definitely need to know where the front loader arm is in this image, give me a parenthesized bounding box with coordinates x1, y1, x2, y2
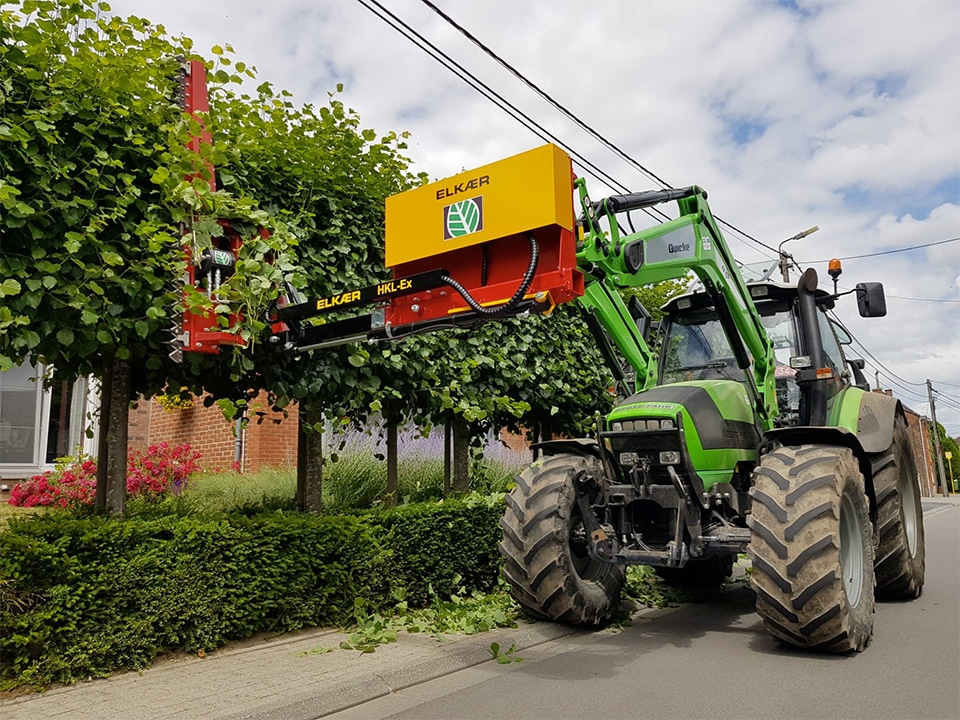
(573, 179, 778, 427)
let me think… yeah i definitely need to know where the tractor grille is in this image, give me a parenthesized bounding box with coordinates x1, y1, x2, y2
(602, 417, 683, 479)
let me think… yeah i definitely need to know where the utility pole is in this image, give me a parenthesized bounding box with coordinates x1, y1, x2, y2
(946, 451, 955, 493)
(917, 418, 934, 496)
(926, 379, 949, 496)
(875, 370, 881, 391)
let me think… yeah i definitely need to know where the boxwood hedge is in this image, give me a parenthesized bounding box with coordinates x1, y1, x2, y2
(0, 497, 505, 690)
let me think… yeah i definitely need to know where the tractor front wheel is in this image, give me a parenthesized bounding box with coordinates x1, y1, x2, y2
(748, 444, 875, 652)
(500, 454, 625, 625)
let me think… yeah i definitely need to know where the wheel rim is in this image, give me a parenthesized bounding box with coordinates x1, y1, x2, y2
(568, 506, 601, 581)
(898, 466, 919, 556)
(839, 492, 864, 607)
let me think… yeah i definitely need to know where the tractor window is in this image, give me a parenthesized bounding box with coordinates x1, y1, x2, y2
(660, 312, 740, 383)
(817, 310, 844, 374)
(759, 307, 799, 365)
(759, 305, 801, 422)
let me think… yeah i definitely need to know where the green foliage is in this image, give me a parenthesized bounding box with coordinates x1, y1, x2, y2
(201, 64, 428, 418)
(625, 277, 692, 322)
(0, 1, 303, 396)
(369, 498, 504, 606)
(489, 641, 523, 664)
(932, 422, 958, 487)
(0, 496, 505, 689)
(398, 576, 519, 641)
(335, 578, 519, 654)
(173, 467, 296, 514)
(623, 565, 718, 608)
(0, 0, 188, 376)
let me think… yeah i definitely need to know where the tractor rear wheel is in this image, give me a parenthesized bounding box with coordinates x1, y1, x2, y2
(655, 554, 735, 589)
(500, 454, 625, 625)
(873, 417, 925, 599)
(748, 445, 875, 652)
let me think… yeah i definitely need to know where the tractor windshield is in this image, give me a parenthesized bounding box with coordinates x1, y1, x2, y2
(660, 299, 803, 422)
(660, 309, 741, 383)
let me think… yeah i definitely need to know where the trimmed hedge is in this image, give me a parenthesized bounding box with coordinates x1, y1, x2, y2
(0, 497, 505, 689)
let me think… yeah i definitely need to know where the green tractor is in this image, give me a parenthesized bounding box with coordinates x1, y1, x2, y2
(499, 180, 925, 652)
(272, 144, 924, 653)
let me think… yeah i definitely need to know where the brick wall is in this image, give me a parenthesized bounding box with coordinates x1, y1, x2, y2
(904, 410, 939, 497)
(868, 390, 940, 497)
(128, 392, 298, 473)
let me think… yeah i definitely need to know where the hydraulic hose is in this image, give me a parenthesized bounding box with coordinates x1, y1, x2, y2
(440, 234, 539, 318)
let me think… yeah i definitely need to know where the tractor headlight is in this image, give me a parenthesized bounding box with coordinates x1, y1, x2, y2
(659, 451, 681, 465)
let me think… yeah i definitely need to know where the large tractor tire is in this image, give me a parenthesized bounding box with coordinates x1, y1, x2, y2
(655, 554, 735, 589)
(872, 417, 925, 599)
(748, 445, 875, 653)
(500, 454, 625, 625)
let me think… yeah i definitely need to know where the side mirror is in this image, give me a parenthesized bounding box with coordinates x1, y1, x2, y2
(846, 357, 869, 391)
(856, 282, 886, 317)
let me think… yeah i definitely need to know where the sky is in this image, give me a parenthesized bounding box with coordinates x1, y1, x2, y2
(106, 0, 960, 437)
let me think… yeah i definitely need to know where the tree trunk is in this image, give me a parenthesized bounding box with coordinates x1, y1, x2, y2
(443, 418, 452, 496)
(296, 404, 323, 513)
(541, 417, 553, 444)
(385, 409, 398, 507)
(95, 355, 129, 515)
(452, 414, 470, 494)
(95, 363, 112, 511)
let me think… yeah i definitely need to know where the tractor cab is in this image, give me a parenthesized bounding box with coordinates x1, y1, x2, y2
(658, 280, 842, 427)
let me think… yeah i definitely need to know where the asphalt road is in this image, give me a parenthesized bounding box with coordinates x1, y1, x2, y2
(331, 502, 960, 720)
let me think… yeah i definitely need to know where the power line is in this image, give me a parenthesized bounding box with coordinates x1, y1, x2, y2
(417, 0, 672, 189)
(822, 281, 959, 305)
(885, 294, 960, 304)
(353, 0, 668, 227)
(830, 310, 928, 390)
(409, 0, 779, 259)
(805, 236, 959, 263)
(838, 323, 960, 420)
(361, 0, 955, 410)
(934, 385, 960, 403)
(936, 393, 960, 410)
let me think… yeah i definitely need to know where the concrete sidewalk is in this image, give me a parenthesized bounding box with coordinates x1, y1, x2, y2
(0, 615, 591, 720)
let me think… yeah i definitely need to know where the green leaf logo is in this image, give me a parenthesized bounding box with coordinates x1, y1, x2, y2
(443, 197, 483, 240)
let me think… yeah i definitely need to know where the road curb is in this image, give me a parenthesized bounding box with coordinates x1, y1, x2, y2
(220, 621, 581, 720)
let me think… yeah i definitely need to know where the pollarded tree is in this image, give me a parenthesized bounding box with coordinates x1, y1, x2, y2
(0, 2, 300, 511)
(200, 72, 429, 510)
(1, 2, 196, 511)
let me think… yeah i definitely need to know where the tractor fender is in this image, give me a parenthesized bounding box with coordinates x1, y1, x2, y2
(531, 438, 621, 482)
(532, 438, 605, 459)
(758, 426, 878, 522)
(854, 390, 902, 454)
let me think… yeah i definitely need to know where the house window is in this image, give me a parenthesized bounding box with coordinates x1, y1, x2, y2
(45, 377, 90, 463)
(0, 362, 42, 466)
(0, 361, 92, 475)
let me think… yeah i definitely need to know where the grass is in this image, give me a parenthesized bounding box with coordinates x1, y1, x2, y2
(181, 467, 296, 514)
(0, 500, 43, 529)
(155, 429, 528, 515)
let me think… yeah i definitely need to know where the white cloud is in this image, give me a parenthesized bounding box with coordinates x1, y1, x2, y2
(106, 0, 960, 435)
